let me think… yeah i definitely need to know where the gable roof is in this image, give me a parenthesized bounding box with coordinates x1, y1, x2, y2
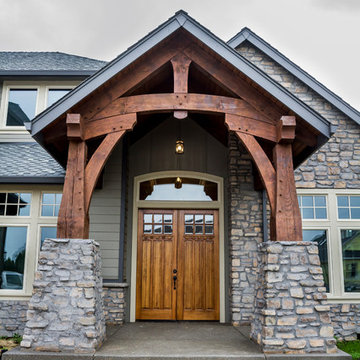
(0, 51, 107, 76)
(29, 10, 331, 141)
(227, 27, 360, 125)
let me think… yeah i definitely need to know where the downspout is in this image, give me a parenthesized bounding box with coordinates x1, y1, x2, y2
(262, 189, 269, 242)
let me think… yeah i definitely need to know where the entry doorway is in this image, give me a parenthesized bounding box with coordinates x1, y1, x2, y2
(136, 209, 219, 320)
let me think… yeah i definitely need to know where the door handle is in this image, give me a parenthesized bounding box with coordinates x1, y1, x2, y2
(173, 275, 177, 290)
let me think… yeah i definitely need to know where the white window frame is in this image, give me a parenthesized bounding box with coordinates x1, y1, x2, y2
(0, 81, 78, 132)
(39, 191, 63, 218)
(297, 188, 360, 303)
(298, 194, 328, 221)
(0, 185, 61, 300)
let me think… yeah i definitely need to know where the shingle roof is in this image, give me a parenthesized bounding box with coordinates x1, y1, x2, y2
(0, 143, 64, 183)
(0, 52, 107, 73)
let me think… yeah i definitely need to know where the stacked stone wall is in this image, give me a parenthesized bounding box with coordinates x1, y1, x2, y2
(0, 301, 28, 337)
(228, 133, 263, 324)
(103, 284, 127, 325)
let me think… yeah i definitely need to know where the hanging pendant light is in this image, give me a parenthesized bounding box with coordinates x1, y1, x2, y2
(175, 177, 182, 189)
(175, 140, 184, 154)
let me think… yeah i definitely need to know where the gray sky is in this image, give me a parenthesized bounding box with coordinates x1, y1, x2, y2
(1, 0, 359, 110)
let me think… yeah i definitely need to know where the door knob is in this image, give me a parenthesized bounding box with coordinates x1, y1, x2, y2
(173, 269, 177, 274)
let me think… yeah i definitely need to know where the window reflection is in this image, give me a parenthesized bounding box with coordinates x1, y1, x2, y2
(303, 229, 329, 292)
(40, 227, 57, 250)
(6, 89, 37, 126)
(341, 229, 360, 292)
(140, 178, 217, 201)
(47, 89, 71, 107)
(0, 226, 27, 290)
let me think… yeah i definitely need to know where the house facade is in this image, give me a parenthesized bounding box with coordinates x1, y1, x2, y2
(0, 11, 359, 356)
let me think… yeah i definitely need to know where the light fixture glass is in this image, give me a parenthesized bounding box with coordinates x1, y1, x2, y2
(175, 140, 184, 154)
(175, 177, 182, 189)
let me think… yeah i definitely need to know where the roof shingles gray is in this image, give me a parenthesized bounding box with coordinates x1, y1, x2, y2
(0, 143, 64, 179)
(0, 52, 107, 71)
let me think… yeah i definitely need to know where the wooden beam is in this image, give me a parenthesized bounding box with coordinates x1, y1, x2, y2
(84, 113, 137, 140)
(171, 53, 192, 119)
(92, 93, 272, 124)
(273, 143, 302, 241)
(234, 132, 276, 213)
(276, 115, 296, 143)
(83, 36, 191, 122)
(84, 131, 126, 212)
(225, 114, 277, 142)
(183, 43, 284, 123)
(66, 113, 84, 140)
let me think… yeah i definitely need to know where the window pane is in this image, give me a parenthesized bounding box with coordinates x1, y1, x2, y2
(195, 215, 203, 224)
(164, 215, 172, 223)
(40, 227, 57, 249)
(154, 225, 162, 234)
(6, 205, 18, 216)
(42, 193, 55, 205)
(350, 196, 360, 207)
(303, 229, 329, 292)
(19, 193, 31, 204)
(195, 225, 203, 234)
(205, 225, 213, 234)
(314, 196, 326, 207)
(315, 208, 327, 219)
(164, 225, 172, 234)
(18, 205, 30, 216)
(154, 214, 162, 224)
(7, 193, 18, 204)
(185, 225, 193, 234)
(338, 208, 350, 219)
(351, 208, 360, 219)
(302, 208, 314, 219)
(54, 205, 60, 217)
(185, 215, 193, 224)
(47, 89, 71, 107)
(6, 89, 37, 126)
(338, 196, 349, 207)
(41, 205, 53, 216)
(341, 230, 360, 292)
(205, 215, 213, 224)
(143, 214, 152, 224)
(302, 196, 313, 207)
(0, 226, 27, 290)
(55, 194, 63, 205)
(0, 205, 4, 216)
(0, 193, 5, 203)
(144, 225, 152, 234)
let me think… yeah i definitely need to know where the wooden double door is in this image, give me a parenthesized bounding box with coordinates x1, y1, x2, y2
(136, 209, 219, 320)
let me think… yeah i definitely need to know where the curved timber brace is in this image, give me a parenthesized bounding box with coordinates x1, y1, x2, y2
(226, 114, 302, 241)
(57, 113, 136, 238)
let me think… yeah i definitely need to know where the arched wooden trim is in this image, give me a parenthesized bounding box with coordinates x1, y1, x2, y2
(84, 130, 126, 212)
(234, 131, 276, 214)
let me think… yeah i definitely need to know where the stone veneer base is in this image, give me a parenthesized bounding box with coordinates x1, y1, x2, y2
(103, 283, 127, 325)
(251, 241, 337, 354)
(20, 238, 106, 353)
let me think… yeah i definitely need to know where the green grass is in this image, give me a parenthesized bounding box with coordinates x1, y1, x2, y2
(337, 340, 360, 359)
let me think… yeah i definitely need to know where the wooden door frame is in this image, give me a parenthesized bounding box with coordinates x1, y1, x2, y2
(130, 170, 225, 323)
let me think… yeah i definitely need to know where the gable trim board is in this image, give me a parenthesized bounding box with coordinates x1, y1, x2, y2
(29, 10, 331, 142)
(228, 27, 360, 126)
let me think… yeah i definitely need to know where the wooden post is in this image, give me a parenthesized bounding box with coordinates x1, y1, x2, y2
(171, 53, 191, 119)
(57, 114, 88, 238)
(272, 116, 302, 241)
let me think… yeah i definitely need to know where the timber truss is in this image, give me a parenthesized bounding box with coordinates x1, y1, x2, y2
(57, 45, 302, 242)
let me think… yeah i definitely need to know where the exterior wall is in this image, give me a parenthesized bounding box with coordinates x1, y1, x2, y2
(235, 41, 360, 339)
(0, 300, 28, 336)
(89, 140, 123, 280)
(228, 133, 263, 325)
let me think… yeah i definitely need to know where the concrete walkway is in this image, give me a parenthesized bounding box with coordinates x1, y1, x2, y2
(4, 322, 351, 359)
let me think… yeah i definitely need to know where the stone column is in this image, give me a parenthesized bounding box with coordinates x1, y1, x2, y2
(20, 238, 105, 353)
(251, 241, 337, 354)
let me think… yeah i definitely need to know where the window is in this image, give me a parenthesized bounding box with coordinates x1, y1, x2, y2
(298, 195, 327, 219)
(6, 89, 37, 126)
(0, 226, 27, 290)
(298, 189, 360, 301)
(47, 89, 71, 107)
(41, 193, 62, 216)
(0, 192, 31, 216)
(39, 226, 57, 249)
(1, 82, 77, 129)
(337, 195, 360, 219)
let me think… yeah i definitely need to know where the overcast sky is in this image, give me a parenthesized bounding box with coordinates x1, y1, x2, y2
(0, 0, 359, 110)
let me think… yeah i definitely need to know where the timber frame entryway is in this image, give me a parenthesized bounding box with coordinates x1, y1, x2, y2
(136, 209, 219, 321)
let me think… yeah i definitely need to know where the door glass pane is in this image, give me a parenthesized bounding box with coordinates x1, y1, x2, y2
(302, 229, 329, 292)
(205, 225, 214, 234)
(144, 225, 152, 234)
(205, 215, 213, 224)
(154, 225, 162, 234)
(0, 226, 27, 290)
(164, 225, 172, 234)
(6, 89, 37, 126)
(164, 214, 172, 223)
(195, 225, 203, 234)
(154, 214, 162, 223)
(185, 215, 193, 224)
(185, 225, 193, 234)
(341, 230, 360, 292)
(195, 215, 203, 224)
(143, 214, 152, 223)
